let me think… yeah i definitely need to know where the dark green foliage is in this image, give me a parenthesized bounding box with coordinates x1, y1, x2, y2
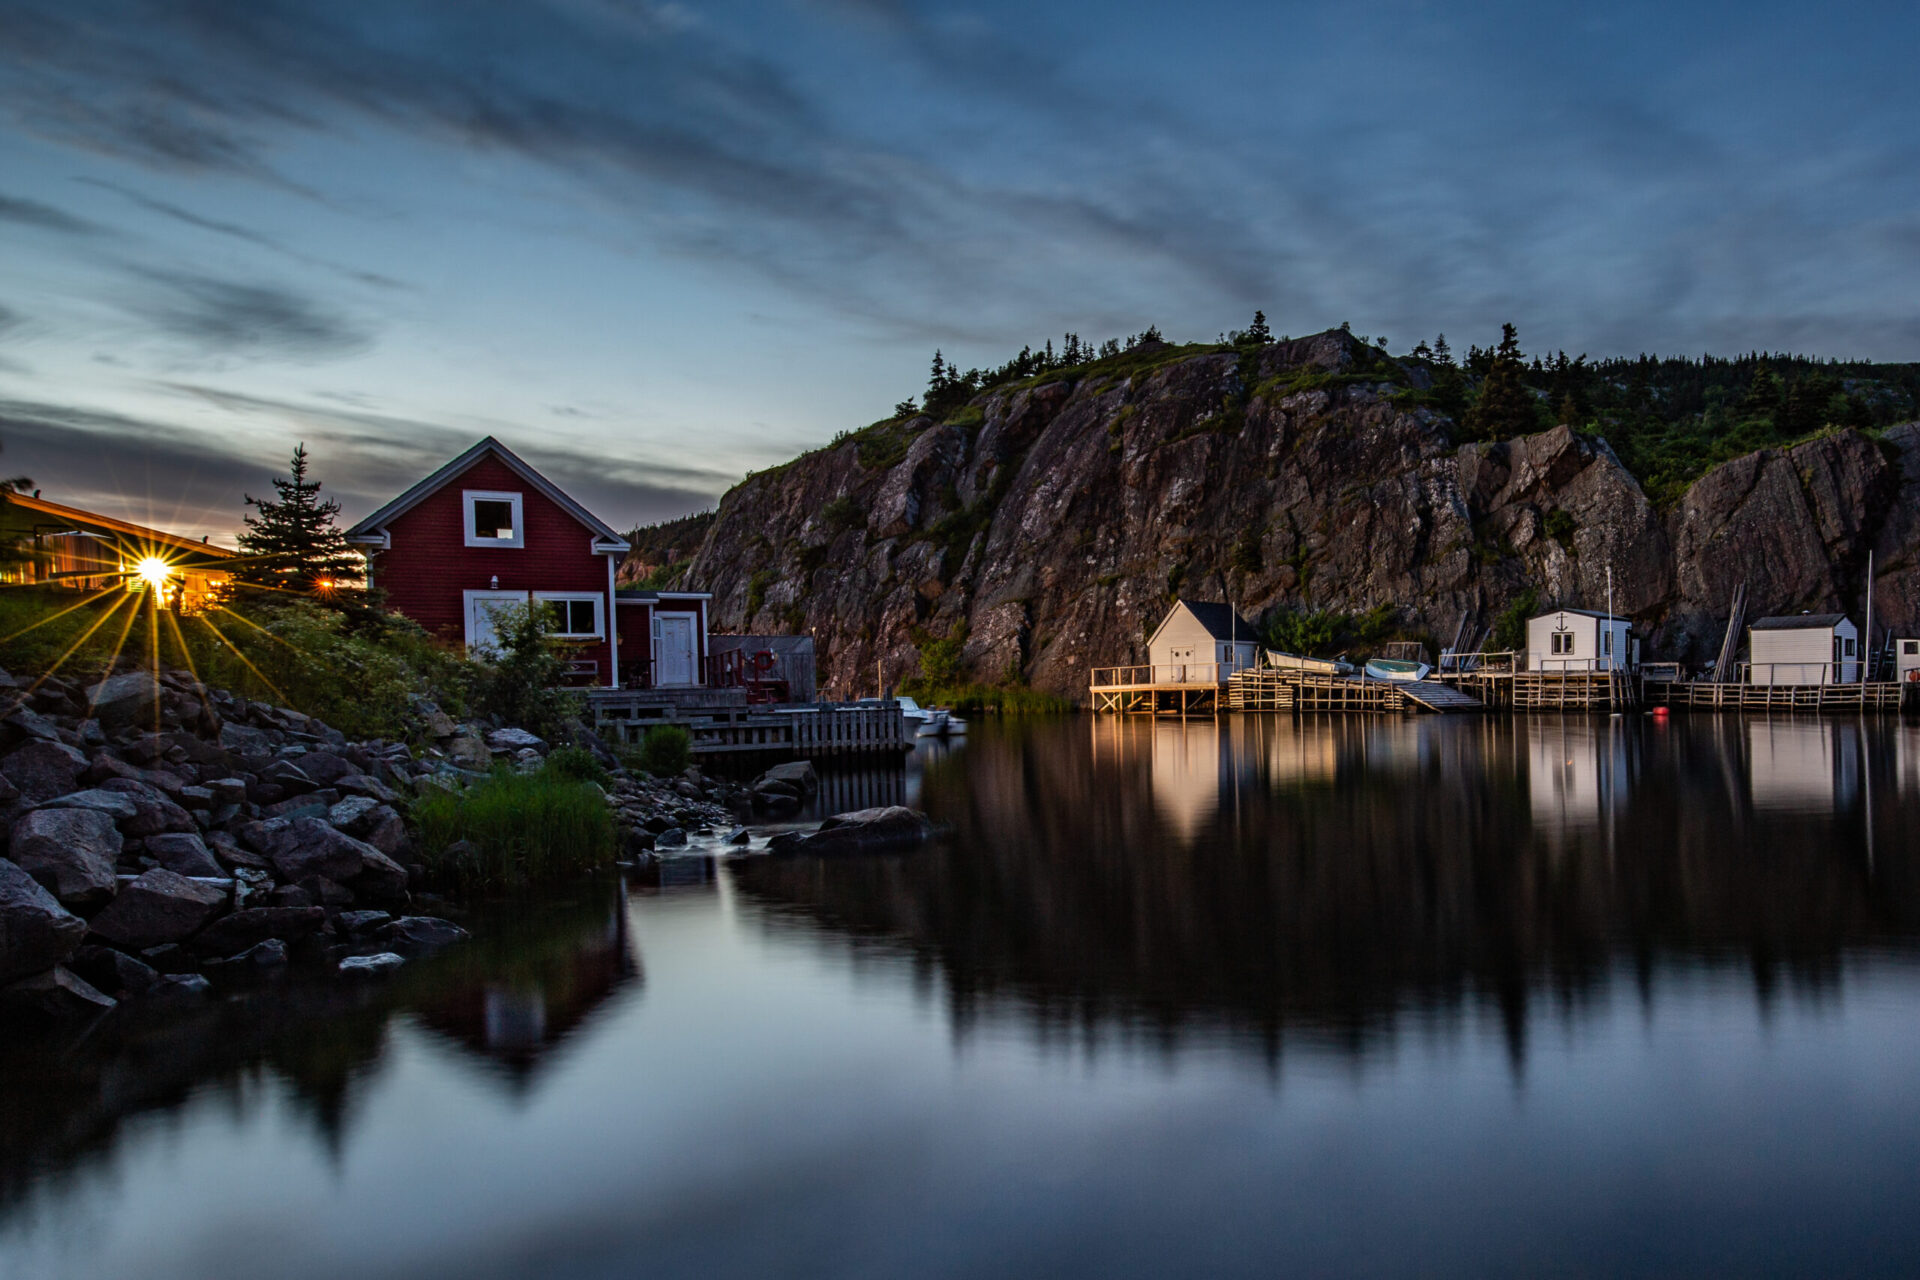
(745, 568, 776, 620)
(1544, 508, 1576, 550)
(916, 628, 966, 685)
(1228, 310, 1273, 345)
(467, 602, 583, 741)
(410, 764, 617, 893)
(627, 724, 691, 777)
(896, 679, 1073, 714)
(634, 558, 690, 590)
(236, 444, 363, 596)
(820, 496, 864, 533)
(1492, 590, 1540, 652)
(542, 745, 609, 786)
(1230, 528, 1263, 575)
(1462, 324, 1544, 443)
(1262, 603, 1399, 656)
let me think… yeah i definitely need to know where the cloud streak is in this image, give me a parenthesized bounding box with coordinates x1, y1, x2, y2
(119, 268, 372, 360)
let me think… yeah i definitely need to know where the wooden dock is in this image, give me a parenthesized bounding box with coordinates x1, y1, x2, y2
(1088, 664, 1230, 716)
(586, 692, 909, 755)
(1641, 678, 1907, 712)
(1228, 670, 1484, 714)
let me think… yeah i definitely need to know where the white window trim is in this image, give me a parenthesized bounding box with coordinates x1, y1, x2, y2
(464, 490, 525, 549)
(533, 591, 604, 639)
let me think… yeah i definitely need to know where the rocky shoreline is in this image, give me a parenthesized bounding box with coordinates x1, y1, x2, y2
(0, 664, 938, 1027)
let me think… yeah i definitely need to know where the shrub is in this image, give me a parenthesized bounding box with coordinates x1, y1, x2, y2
(1492, 589, 1540, 652)
(542, 744, 609, 786)
(917, 629, 966, 685)
(626, 724, 691, 777)
(467, 602, 583, 741)
(1544, 508, 1577, 551)
(411, 768, 617, 893)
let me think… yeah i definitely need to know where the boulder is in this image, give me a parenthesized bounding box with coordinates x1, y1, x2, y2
(10, 808, 121, 908)
(35, 788, 140, 822)
(486, 727, 547, 754)
(336, 909, 392, 936)
(0, 740, 88, 804)
(83, 672, 161, 732)
(1, 966, 116, 1020)
(154, 973, 211, 998)
(259, 759, 317, 794)
(0, 858, 89, 981)
(328, 797, 407, 854)
(759, 760, 819, 797)
(95, 778, 196, 835)
(421, 707, 458, 739)
(1, 706, 63, 748)
(723, 827, 751, 846)
(256, 816, 384, 885)
(446, 734, 490, 770)
(146, 832, 225, 878)
(791, 806, 934, 857)
(87, 869, 227, 951)
(67, 943, 162, 996)
(654, 827, 688, 849)
(334, 773, 399, 803)
(218, 722, 274, 758)
(187, 906, 325, 956)
(206, 938, 288, 971)
(293, 752, 356, 786)
(339, 951, 406, 976)
(375, 916, 470, 953)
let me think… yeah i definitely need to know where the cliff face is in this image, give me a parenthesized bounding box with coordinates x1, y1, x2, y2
(668, 331, 1919, 697)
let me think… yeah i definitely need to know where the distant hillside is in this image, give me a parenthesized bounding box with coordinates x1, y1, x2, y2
(617, 510, 713, 590)
(625, 326, 1920, 697)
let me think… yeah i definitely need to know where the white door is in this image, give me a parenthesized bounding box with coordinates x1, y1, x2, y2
(657, 614, 697, 686)
(464, 590, 527, 656)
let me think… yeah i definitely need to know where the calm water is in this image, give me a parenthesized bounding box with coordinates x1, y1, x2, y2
(6, 713, 1920, 1279)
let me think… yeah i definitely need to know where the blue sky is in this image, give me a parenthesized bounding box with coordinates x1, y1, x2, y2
(2, 0, 1917, 540)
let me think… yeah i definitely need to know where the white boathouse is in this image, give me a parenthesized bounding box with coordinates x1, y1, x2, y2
(1747, 614, 1859, 685)
(1146, 599, 1260, 684)
(1524, 607, 1635, 673)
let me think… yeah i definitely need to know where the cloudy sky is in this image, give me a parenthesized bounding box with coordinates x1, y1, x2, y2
(2, 0, 1917, 540)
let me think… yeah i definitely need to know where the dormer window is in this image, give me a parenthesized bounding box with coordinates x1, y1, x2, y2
(464, 491, 524, 548)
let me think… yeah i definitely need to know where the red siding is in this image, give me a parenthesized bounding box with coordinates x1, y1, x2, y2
(616, 601, 652, 686)
(366, 453, 618, 679)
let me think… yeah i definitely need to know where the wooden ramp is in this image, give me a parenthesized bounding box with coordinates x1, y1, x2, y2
(1399, 681, 1485, 712)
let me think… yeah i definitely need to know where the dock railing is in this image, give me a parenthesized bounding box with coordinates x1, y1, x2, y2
(1090, 662, 1236, 688)
(1437, 650, 1518, 673)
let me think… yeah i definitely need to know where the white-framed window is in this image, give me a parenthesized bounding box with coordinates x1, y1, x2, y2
(1550, 632, 1574, 655)
(464, 490, 524, 548)
(1602, 629, 1613, 656)
(533, 592, 602, 639)
(1904, 640, 1918, 656)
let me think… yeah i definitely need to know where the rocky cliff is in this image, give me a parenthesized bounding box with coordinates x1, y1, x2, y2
(651, 330, 1919, 698)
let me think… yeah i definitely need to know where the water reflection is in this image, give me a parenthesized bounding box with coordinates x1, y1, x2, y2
(734, 714, 1916, 1069)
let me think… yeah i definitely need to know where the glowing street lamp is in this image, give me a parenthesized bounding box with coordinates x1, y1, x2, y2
(135, 557, 174, 590)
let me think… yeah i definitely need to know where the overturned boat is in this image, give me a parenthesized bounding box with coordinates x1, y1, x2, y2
(1362, 658, 1431, 682)
(1265, 649, 1356, 677)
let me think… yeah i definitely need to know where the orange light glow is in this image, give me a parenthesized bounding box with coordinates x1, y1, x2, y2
(135, 557, 174, 589)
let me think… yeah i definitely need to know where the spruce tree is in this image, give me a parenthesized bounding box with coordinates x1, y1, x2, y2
(1462, 324, 1542, 443)
(1245, 310, 1272, 344)
(236, 444, 363, 595)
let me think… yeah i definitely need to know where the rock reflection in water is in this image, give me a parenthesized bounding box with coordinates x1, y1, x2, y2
(734, 714, 1918, 1069)
(0, 884, 639, 1205)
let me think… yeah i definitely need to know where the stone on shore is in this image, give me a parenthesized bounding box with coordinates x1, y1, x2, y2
(67, 943, 161, 996)
(87, 869, 228, 951)
(0, 858, 89, 981)
(790, 806, 934, 857)
(146, 832, 226, 878)
(1, 965, 117, 1020)
(188, 906, 326, 956)
(760, 760, 819, 796)
(328, 797, 407, 855)
(10, 808, 121, 908)
(83, 672, 162, 732)
(1, 740, 89, 805)
(486, 727, 546, 754)
(339, 951, 406, 976)
(375, 916, 469, 954)
(35, 788, 140, 822)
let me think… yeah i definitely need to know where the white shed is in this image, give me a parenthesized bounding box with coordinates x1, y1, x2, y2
(1525, 607, 1635, 673)
(1895, 637, 1920, 683)
(1748, 614, 1858, 685)
(1146, 599, 1260, 684)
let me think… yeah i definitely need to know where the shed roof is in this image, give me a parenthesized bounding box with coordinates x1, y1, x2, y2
(345, 436, 629, 551)
(1531, 607, 1626, 622)
(1150, 599, 1258, 645)
(1751, 614, 1848, 631)
(0, 491, 235, 560)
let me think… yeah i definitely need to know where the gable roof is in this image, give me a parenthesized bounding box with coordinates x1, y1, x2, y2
(1149, 598, 1258, 646)
(1751, 613, 1848, 631)
(1531, 606, 1624, 622)
(344, 436, 630, 551)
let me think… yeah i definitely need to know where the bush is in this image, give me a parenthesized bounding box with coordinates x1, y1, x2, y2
(467, 602, 582, 741)
(410, 767, 617, 892)
(542, 744, 609, 786)
(625, 724, 691, 777)
(1492, 589, 1540, 652)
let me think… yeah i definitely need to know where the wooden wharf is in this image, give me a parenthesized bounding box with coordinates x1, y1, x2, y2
(586, 690, 909, 755)
(1641, 677, 1907, 712)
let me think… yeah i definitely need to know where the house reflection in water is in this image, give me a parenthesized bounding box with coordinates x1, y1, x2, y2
(1525, 718, 1629, 838)
(411, 884, 642, 1083)
(1896, 723, 1920, 801)
(1747, 718, 1860, 816)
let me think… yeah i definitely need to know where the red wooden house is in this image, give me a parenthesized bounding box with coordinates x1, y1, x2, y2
(346, 437, 710, 689)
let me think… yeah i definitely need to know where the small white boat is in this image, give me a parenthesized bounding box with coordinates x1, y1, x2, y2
(1363, 658, 1430, 682)
(1266, 650, 1356, 677)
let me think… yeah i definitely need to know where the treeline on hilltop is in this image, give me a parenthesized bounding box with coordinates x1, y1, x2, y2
(869, 314, 1920, 507)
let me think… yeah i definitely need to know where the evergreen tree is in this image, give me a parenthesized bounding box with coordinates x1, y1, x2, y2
(1462, 324, 1542, 442)
(1432, 334, 1454, 367)
(1245, 310, 1272, 344)
(236, 444, 362, 594)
